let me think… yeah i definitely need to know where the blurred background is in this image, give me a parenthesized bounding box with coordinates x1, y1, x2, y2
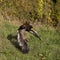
(0, 0, 60, 60)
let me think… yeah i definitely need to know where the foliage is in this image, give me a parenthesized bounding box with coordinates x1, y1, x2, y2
(0, 0, 60, 60)
(0, 0, 60, 25)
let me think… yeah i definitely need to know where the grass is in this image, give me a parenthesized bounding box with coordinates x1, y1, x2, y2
(0, 20, 60, 60)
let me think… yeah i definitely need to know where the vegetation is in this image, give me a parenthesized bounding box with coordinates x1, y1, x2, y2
(0, 0, 60, 60)
(0, 20, 60, 60)
(0, 0, 60, 25)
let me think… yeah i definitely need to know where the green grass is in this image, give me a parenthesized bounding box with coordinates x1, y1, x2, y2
(0, 21, 60, 60)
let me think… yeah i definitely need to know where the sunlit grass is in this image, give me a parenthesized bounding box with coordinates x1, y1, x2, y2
(0, 21, 60, 60)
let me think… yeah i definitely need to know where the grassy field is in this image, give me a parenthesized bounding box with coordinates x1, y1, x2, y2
(0, 20, 60, 60)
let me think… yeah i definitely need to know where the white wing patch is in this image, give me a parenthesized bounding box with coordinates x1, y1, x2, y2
(17, 33, 23, 46)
